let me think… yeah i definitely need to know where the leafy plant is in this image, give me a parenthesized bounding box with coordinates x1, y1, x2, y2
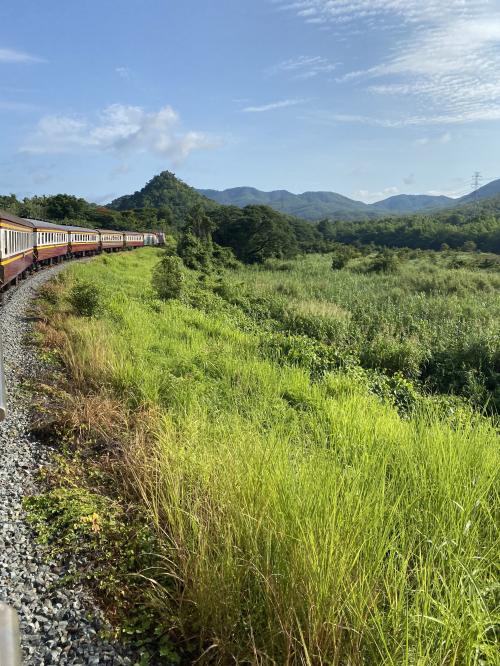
(68, 281, 101, 317)
(152, 254, 184, 300)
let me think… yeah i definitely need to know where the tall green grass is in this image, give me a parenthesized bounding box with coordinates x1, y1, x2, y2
(43, 250, 499, 664)
(221, 253, 500, 411)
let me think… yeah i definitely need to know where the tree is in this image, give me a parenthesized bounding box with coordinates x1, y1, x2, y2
(213, 205, 299, 264)
(45, 194, 89, 220)
(331, 243, 358, 270)
(152, 254, 184, 300)
(177, 232, 212, 271)
(462, 240, 477, 252)
(368, 249, 400, 273)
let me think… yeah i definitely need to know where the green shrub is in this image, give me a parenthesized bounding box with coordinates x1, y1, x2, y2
(368, 249, 400, 273)
(68, 281, 101, 317)
(362, 334, 427, 379)
(152, 254, 184, 300)
(260, 332, 355, 377)
(331, 244, 358, 270)
(212, 243, 239, 269)
(177, 232, 212, 271)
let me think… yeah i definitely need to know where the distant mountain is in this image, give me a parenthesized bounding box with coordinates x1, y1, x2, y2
(370, 194, 453, 213)
(109, 171, 218, 226)
(198, 187, 380, 221)
(198, 187, 456, 221)
(109, 172, 500, 225)
(199, 180, 500, 221)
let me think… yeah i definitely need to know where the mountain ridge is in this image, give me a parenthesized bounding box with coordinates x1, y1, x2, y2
(198, 179, 500, 220)
(107, 171, 500, 223)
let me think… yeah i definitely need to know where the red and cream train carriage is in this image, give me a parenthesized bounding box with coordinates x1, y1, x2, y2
(0, 212, 34, 289)
(27, 219, 100, 261)
(124, 232, 144, 249)
(68, 225, 100, 256)
(1, 209, 162, 294)
(26, 219, 70, 264)
(99, 230, 125, 251)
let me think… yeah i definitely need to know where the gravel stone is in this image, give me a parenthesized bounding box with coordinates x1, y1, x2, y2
(0, 266, 135, 665)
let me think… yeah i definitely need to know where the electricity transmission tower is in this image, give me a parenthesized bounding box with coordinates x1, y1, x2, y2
(471, 171, 482, 216)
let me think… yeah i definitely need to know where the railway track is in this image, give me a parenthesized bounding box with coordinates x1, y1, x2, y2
(0, 261, 135, 665)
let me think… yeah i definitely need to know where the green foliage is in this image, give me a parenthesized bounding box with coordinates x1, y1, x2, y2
(68, 281, 101, 317)
(37, 250, 500, 664)
(330, 243, 359, 270)
(152, 254, 184, 300)
(24, 487, 178, 663)
(108, 171, 218, 229)
(260, 332, 354, 378)
(367, 249, 401, 273)
(177, 232, 212, 270)
(211, 243, 239, 269)
(212, 204, 299, 263)
(318, 210, 500, 253)
(219, 252, 500, 412)
(45, 194, 89, 220)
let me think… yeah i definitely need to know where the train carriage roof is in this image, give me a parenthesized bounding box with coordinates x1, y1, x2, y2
(98, 229, 143, 235)
(0, 210, 35, 229)
(24, 219, 98, 233)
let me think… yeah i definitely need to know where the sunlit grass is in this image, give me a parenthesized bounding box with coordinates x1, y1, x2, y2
(43, 249, 500, 664)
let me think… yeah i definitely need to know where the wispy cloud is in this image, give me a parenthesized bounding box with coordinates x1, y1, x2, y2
(242, 98, 306, 112)
(307, 105, 500, 128)
(0, 101, 40, 112)
(115, 66, 131, 79)
(276, 1, 485, 28)
(21, 104, 220, 163)
(354, 186, 399, 203)
(278, 1, 500, 126)
(343, 14, 500, 121)
(415, 132, 452, 146)
(268, 55, 338, 79)
(0, 47, 45, 64)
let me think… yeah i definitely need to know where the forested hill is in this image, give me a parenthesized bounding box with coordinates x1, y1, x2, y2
(109, 171, 218, 225)
(198, 186, 380, 221)
(198, 187, 455, 220)
(199, 179, 500, 221)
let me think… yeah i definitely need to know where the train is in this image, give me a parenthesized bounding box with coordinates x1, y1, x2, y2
(0, 210, 165, 293)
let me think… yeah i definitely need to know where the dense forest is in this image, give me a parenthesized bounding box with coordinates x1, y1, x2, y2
(2, 171, 500, 258)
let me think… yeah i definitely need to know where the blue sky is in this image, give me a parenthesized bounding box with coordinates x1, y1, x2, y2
(1, 0, 500, 203)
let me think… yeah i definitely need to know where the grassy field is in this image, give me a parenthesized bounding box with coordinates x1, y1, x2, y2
(33, 248, 499, 664)
(221, 251, 500, 412)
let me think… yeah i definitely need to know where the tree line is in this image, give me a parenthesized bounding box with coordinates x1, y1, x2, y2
(2, 190, 499, 262)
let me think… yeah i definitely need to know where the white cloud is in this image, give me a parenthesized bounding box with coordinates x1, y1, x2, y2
(415, 132, 452, 146)
(354, 186, 399, 203)
(268, 55, 338, 78)
(0, 47, 45, 64)
(242, 98, 306, 112)
(21, 104, 220, 163)
(115, 66, 131, 79)
(307, 105, 500, 127)
(277, 1, 486, 28)
(403, 173, 415, 185)
(426, 188, 467, 198)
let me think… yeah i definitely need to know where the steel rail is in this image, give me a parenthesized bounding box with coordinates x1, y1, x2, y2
(0, 604, 21, 666)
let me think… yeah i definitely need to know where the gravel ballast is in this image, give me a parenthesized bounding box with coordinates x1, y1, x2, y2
(0, 266, 134, 665)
